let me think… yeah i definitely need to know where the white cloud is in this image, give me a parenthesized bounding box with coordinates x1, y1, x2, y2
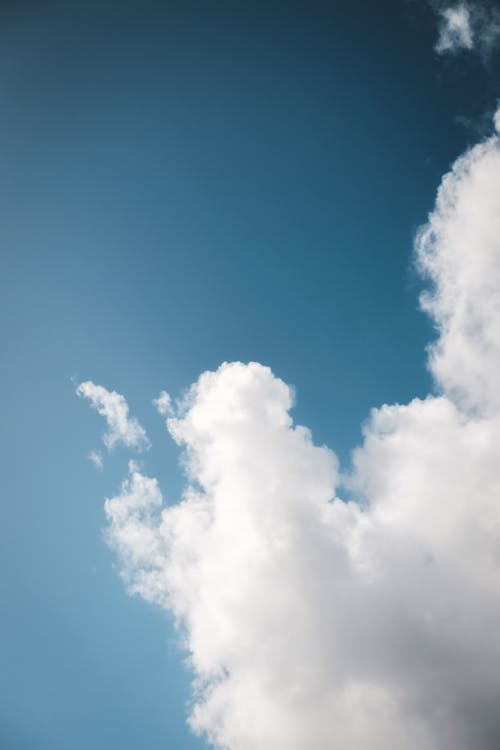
(435, 4, 473, 53)
(416, 128, 500, 416)
(494, 104, 500, 133)
(153, 390, 173, 418)
(76, 381, 150, 452)
(433, 1, 500, 56)
(88, 450, 104, 470)
(101, 115, 500, 749)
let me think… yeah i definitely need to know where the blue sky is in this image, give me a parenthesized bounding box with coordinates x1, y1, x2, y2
(2, 2, 500, 749)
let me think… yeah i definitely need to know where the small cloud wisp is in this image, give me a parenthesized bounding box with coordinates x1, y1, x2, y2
(434, 1, 500, 56)
(77, 380, 150, 452)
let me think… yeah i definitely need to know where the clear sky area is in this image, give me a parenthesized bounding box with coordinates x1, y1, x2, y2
(2, 2, 500, 749)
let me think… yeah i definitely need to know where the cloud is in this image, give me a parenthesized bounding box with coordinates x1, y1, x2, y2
(494, 105, 500, 132)
(416, 120, 500, 416)
(88, 450, 104, 470)
(435, 4, 473, 53)
(153, 390, 173, 418)
(433, 1, 500, 56)
(101, 114, 500, 749)
(76, 381, 150, 452)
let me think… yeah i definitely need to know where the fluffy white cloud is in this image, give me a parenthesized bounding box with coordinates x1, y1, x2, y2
(434, 1, 500, 56)
(416, 124, 500, 416)
(77, 381, 150, 451)
(102, 116, 500, 749)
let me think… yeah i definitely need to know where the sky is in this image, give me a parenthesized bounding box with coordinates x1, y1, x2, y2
(2, 2, 500, 749)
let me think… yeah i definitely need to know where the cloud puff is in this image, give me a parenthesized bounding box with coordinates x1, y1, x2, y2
(153, 390, 173, 418)
(77, 381, 150, 452)
(433, 1, 500, 56)
(88, 450, 104, 470)
(435, 4, 473, 53)
(416, 123, 500, 416)
(494, 104, 500, 133)
(102, 116, 500, 749)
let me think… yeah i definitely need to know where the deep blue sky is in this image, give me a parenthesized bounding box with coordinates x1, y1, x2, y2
(1, 2, 499, 749)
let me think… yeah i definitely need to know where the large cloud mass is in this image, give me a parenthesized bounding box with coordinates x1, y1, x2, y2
(103, 123, 500, 749)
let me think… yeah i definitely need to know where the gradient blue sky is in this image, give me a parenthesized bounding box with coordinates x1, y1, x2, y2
(2, 2, 499, 749)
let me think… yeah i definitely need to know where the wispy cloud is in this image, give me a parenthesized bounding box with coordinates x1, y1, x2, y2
(88, 450, 104, 470)
(76, 381, 150, 452)
(433, 1, 500, 56)
(153, 390, 173, 418)
(494, 105, 500, 132)
(98, 111, 500, 749)
(435, 4, 473, 53)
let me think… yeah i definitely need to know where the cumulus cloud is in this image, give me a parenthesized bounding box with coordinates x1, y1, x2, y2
(433, 1, 500, 56)
(76, 381, 150, 451)
(101, 115, 500, 750)
(416, 120, 500, 416)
